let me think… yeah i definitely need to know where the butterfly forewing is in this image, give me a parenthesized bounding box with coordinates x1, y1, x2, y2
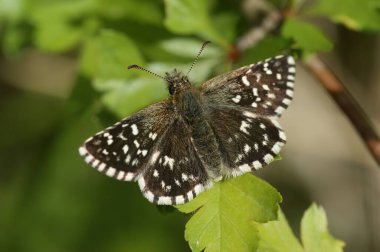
(201, 55, 295, 117)
(79, 101, 174, 181)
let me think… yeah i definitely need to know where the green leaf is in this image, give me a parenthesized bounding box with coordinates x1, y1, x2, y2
(80, 30, 144, 80)
(96, 0, 163, 24)
(159, 38, 222, 58)
(0, 0, 24, 21)
(164, 0, 228, 47)
(177, 174, 282, 252)
(282, 18, 333, 54)
(301, 204, 345, 252)
(34, 21, 83, 52)
(237, 36, 292, 67)
(257, 209, 304, 252)
(309, 0, 380, 31)
(100, 77, 168, 118)
(27, 0, 95, 23)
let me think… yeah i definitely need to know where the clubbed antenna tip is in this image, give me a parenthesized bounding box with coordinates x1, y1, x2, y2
(127, 64, 167, 81)
(186, 41, 211, 76)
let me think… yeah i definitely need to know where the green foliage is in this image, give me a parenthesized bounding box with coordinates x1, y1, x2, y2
(177, 174, 282, 252)
(301, 204, 345, 252)
(80, 30, 144, 80)
(309, 0, 380, 31)
(257, 204, 345, 252)
(164, 0, 228, 47)
(282, 18, 333, 55)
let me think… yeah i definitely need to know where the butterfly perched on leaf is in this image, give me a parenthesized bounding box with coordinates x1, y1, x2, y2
(79, 41, 295, 205)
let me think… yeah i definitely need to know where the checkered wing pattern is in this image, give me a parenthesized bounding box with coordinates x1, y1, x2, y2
(79, 101, 174, 181)
(205, 107, 286, 176)
(201, 55, 295, 117)
(138, 116, 210, 205)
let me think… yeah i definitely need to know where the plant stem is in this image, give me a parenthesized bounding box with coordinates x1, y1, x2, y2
(304, 56, 380, 167)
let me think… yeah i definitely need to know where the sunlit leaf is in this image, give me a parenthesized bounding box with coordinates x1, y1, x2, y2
(282, 18, 333, 54)
(80, 30, 144, 80)
(309, 0, 380, 31)
(301, 204, 345, 252)
(257, 209, 303, 252)
(34, 21, 82, 52)
(100, 77, 168, 118)
(164, 0, 228, 47)
(159, 38, 222, 58)
(237, 36, 292, 67)
(177, 174, 282, 252)
(96, 0, 163, 24)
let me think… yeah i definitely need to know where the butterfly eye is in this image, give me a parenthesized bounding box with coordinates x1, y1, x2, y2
(169, 83, 175, 95)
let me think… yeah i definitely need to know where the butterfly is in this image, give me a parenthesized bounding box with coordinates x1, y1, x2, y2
(79, 41, 295, 205)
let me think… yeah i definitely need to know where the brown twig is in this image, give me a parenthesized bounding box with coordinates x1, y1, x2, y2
(304, 56, 380, 167)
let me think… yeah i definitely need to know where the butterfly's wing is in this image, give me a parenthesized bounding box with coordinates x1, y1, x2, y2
(79, 101, 210, 205)
(200, 55, 294, 175)
(201, 55, 295, 117)
(79, 101, 173, 181)
(138, 116, 211, 205)
(205, 107, 286, 176)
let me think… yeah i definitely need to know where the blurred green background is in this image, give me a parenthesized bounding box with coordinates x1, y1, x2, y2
(1, 0, 380, 251)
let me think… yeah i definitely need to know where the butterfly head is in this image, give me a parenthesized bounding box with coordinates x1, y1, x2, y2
(165, 69, 191, 95)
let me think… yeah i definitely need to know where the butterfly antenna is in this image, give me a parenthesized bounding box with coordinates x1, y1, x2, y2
(128, 64, 168, 81)
(186, 41, 211, 76)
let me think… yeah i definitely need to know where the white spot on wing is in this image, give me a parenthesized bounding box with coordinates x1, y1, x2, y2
(157, 196, 172, 205)
(79, 146, 87, 156)
(182, 173, 188, 181)
(131, 124, 139, 135)
(175, 195, 185, 204)
(150, 151, 160, 164)
(252, 88, 258, 96)
(163, 156, 175, 170)
(243, 111, 256, 118)
(272, 142, 283, 154)
(232, 95, 241, 103)
(240, 121, 250, 134)
(253, 161, 262, 169)
(122, 145, 129, 154)
(117, 171, 125, 180)
(98, 163, 106, 172)
(133, 140, 140, 148)
(287, 56, 295, 65)
(106, 167, 116, 177)
(153, 169, 159, 177)
(275, 106, 285, 115)
(239, 164, 251, 172)
(283, 98, 292, 105)
(264, 154, 274, 164)
(244, 144, 251, 154)
(242, 76, 250, 86)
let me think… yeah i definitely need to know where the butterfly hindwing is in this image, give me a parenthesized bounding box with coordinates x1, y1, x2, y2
(138, 116, 211, 205)
(205, 106, 286, 176)
(201, 55, 295, 117)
